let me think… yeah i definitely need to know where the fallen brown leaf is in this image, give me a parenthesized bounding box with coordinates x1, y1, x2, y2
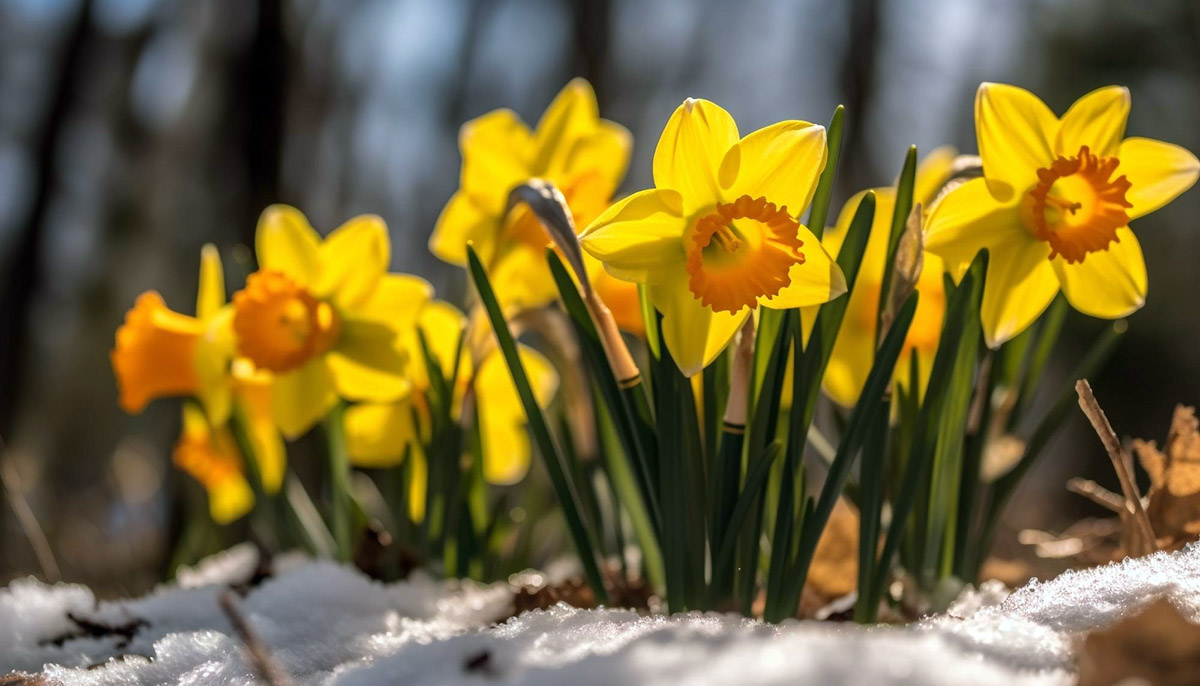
(1132, 405, 1200, 550)
(1076, 598, 1200, 686)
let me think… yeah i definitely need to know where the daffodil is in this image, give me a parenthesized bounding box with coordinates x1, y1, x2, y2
(430, 78, 643, 333)
(817, 148, 958, 406)
(580, 98, 847, 376)
(233, 205, 432, 438)
(114, 247, 286, 521)
(344, 300, 558, 520)
(925, 83, 1200, 346)
(113, 244, 235, 423)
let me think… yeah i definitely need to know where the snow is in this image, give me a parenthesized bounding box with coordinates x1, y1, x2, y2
(3, 545, 1199, 685)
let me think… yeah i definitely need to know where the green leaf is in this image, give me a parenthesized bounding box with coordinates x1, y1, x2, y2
(710, 441, 783, 595)
(467, 245, 610, 603)
(1010, 296, 1068, 427)
(773, 291, 919, 622)
(735, 309, 794, 613)
(324, 402, 355, 562)
(876, 146, 917, 345)
(547, 251, 662, 533)
(870, 251, 986, 607)
(650, 311, 708, 611)
(853, 399, 890, 623)
(639, 284, 661, 359)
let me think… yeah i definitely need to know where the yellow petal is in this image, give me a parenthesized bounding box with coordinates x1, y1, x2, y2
(112, 291, 203, 415)
(408, 449, 428, 523)
(317, 214, 391, 308)
(579, 188, 686, 284)
(589, 254, 645, 336)
(758, 224, 847, 309)
(344, 400, 419, 468)
(414, 300, 468, 383)
(653, 98, 739, 213)
(271, 359, 338, 439)
(256, 205, 322, 285)
(208, 475, 255, 525)
(648, 275, 750, 377)
(327, 318, 410, 402)
(460, 108, 534, 213)
(975, 83, 1057, 201)
(823, 311, 875, 408)
(196, 244, 225, 321)
(532, 78, 600, 176)
(354, 273, 434, 328)
(174, 406, 254, 524)
(1056, 86, 1129, 158)
(925, 177, 1026, 280)
(430, 191, 493, 266)
(194, 307, 236, 426)
(980, 237, 1059, 347)
(488, 245, 559, 311)
(237, 374, 286, 495)
(817, 191, 890, 405)
(913, 146, 959, 206)
(1052, 227, 1146, 318)
(723, 120, 826, 215)
(562, 120, 633, 200)
(1118, 137, 1200, 219)
(475, 346, 558, 485)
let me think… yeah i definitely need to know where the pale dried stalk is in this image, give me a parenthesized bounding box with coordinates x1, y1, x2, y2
(1075, 379, 1158, 555)
(0, 435, 59, 582)
(1066, 477, 1128, 514)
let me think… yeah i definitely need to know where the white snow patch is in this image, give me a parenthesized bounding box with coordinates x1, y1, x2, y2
(2, 545, 1198, 685)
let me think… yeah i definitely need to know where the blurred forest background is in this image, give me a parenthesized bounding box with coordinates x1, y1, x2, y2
(2, 0, 1199, 593)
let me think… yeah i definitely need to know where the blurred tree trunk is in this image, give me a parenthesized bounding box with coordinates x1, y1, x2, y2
(839, 0, 880, 193)
(238, 0, 288, 245)
(0, 0, 93, 439)
(573, 0, 611, 102)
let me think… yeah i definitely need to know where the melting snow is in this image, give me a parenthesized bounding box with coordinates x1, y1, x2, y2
(2, 543, 1199, 685)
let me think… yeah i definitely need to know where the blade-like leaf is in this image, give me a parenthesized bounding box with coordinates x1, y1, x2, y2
(468, 245, 610, 603)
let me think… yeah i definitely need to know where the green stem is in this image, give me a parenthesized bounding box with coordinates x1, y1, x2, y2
(324, 402, 354, 562)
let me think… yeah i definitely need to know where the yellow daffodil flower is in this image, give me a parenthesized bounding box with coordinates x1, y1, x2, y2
(818, 148, 958, 406)
(430, 79, 643, 334)
(174, 403, 254, 524)
(113, 245, 235, 422)
(925, 83, 1200, 346)
(580, 98, 847, 376)
(233, 205, 432, 438)
(344, 300, 558, 520)
(114, 246, 286, 520)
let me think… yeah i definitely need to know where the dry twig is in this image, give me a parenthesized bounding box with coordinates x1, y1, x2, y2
(217, 591, 294, 686)
(1075, 380, 1157, 556)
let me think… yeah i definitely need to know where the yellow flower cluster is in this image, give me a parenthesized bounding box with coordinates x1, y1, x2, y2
(113, 78, 1199, 524)
(112, 208, 555, 522)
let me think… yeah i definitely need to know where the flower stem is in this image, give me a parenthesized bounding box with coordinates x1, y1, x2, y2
(324, 402, 354, 562)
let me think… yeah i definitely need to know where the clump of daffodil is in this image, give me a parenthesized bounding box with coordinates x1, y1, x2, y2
(113, 247, 284, 522)
(343, 299, 558, 520)
(815, 148, 958, 406)
(926, 83, 1200, 346)
(430, 78, 644, 334)
(580, 98, 846, 376)
(233, 205, 432, 438)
